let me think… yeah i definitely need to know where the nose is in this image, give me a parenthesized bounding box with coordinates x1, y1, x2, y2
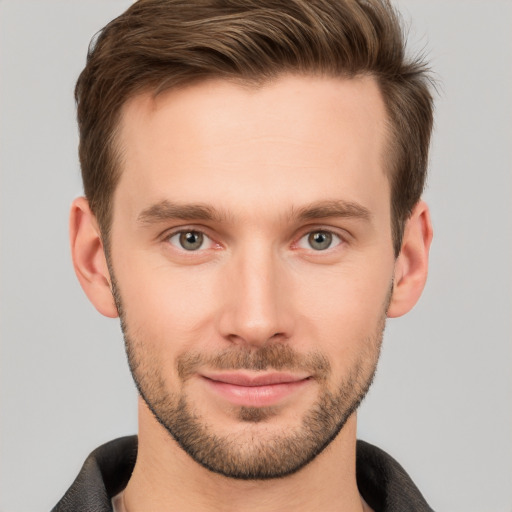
(217, 243, 293, 347)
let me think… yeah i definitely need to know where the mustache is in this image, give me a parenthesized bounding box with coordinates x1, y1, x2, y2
(177, 343, 331, 381)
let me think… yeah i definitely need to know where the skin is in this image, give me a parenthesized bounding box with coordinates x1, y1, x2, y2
(70, 74, 432, 512)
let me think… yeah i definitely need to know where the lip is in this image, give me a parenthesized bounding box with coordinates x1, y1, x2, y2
(201, 372, 311, 407)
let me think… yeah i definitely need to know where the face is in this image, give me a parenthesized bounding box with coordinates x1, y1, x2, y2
(109, 75, 396, 479)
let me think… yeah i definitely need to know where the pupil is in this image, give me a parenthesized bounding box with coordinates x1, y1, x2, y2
(180, 231, 203, 250)
(309, 231, 332, 250)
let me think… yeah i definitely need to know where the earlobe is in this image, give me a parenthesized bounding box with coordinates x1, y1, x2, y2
(69, 197, 119, 318)
(387, 200, 433, 318)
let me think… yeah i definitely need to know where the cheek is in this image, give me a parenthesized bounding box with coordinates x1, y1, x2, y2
(116, 261, 220, 346)
(292, 261, 391, 361)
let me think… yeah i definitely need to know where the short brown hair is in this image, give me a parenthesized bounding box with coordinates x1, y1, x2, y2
(75, 0, 434, 255)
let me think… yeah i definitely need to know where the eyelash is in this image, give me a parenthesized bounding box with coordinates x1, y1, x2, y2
(295, 230, 344, 251)
(166, 229, 218, 252)
(163, 227, 345, 253)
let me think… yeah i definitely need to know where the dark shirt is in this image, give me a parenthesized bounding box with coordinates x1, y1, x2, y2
(52, 436, 434, 511)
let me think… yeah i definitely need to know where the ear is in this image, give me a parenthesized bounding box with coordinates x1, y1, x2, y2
(69, 197, 119, 318)
(387, 200, 433, 318)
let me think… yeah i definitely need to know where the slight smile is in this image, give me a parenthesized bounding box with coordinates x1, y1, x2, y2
(201, 372, 312, 407)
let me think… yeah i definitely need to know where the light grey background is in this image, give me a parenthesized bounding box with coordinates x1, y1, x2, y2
(0, 1, 510, 511)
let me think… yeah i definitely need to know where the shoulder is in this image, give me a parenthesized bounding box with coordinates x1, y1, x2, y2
(51, 436, 137, 512)
(356, 440, 435, 512)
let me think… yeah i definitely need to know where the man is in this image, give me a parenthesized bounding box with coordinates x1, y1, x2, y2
(53, 0, 434, 510)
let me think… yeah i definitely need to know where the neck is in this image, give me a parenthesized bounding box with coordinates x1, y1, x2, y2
(122, 399, 369, 512)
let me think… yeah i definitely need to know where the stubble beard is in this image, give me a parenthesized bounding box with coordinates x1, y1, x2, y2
(112, 278, 386, 480)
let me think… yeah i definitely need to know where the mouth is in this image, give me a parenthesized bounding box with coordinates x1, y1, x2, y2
(200, 371, 312, 407)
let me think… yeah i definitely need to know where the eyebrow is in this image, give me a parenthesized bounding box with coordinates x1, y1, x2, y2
(137, 199, 371, 225)
(137, 200, 226, 224)
(293, 200, 372, 222)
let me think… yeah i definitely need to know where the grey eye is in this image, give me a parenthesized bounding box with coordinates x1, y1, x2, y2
(307, 231, 333, 250)
(169, 230, 205, 251)
(180, 231, 203, 250)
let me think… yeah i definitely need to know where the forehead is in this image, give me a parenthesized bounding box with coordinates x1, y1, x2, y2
(114, 74, 390, 222)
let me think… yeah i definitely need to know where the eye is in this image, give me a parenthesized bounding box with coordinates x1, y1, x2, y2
(297, 230, 342, 251)
(168, 230, 212, 251)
